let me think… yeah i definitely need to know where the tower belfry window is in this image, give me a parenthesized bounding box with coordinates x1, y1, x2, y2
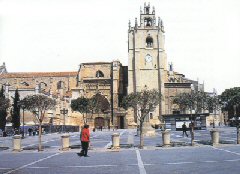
(146, 7, 150, 14)
(96, 70, 104, 78)
(144, 17, 152, 27)
(146, 35, 153, 48)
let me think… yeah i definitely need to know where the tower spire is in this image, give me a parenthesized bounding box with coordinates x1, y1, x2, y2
(128, 20, 131, 30)
(152, 6, 155, 14)
(135, 18, 138, 28)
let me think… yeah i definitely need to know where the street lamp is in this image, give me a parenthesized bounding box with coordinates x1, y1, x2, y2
(60, 108, 68, 133)
(48, 111, 54, 134)
(18, 101, 25, 138)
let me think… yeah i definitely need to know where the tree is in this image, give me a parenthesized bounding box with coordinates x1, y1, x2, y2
(92, 93, 110, 115)
(220, 87, 240, 144)
(71, 94, 110, 124)
(228, 94, 240, 144)
(11, 89, 20, 130)
(204, 94, 221, 128)
(220, 87, 240, 119)
(71, 97, 89, 124)
(173, 91, 206, 146)
(0, 86, 10, 131)
(21, 94, 56, 151)
(122, 89, 161, 148)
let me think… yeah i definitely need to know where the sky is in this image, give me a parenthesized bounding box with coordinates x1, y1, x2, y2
(0, 0, 240, 94)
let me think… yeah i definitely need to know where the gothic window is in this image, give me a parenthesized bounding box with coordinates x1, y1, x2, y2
(57, 81, 65, 89)
(144, 17, 152, 27)
(146, 35, 153, 48)
(96, 70, 104, 78)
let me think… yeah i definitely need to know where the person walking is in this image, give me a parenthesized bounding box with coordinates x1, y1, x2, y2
(182, 122, 188, 137)
(80, 124, 90, 157)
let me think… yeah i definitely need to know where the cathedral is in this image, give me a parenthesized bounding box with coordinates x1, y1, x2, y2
(0, 3, 204, 129)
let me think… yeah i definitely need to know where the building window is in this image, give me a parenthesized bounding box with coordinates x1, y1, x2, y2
(96, 70, 104, 78)
(146, 35, 153, 48)
(57, 81, 65, 89)
(149, 112, 153, 119)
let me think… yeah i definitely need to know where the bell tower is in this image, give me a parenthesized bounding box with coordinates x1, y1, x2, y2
(128, 3, 167, 119)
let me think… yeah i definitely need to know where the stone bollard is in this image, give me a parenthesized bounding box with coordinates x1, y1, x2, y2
(210, 129, 219, 145)
(162, 130, 171, 147)
(61, 133, 70, 151)
(13, 135, 22, 152)
(112, 133, 120, 149)
(127, 133, 134, 147)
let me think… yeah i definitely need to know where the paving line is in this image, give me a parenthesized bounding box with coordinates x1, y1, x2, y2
(166, 162, 194, 165)
(136, 149, 147, 174)
(202, 161, 217, 163)
(224, 159, 240, 162)
(0, 168, 12, 170)
(63, 165, 118, 168)
(212, 146, 240, 156)
(27, 167, 50, 169)
(3, 152, 61, 174)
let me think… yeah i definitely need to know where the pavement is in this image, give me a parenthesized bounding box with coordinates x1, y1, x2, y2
(0, 126, 240, 174)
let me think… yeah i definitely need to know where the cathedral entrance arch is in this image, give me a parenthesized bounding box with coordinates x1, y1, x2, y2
(95, 117, 104, 129)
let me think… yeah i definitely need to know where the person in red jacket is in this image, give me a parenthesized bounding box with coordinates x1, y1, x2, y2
(81, 124, 90, 157)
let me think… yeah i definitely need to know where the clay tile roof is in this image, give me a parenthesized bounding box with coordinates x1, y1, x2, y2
(0, 72, 78, 78)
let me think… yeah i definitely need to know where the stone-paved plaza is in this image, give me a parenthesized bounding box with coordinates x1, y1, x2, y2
(1, 126, 240, 174)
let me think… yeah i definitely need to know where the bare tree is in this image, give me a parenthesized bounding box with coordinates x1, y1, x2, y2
(204, 94, 221, 128)
(21, 94, 56, 151)
(173, 91, 206, 146)
(123, 89, 161, 148)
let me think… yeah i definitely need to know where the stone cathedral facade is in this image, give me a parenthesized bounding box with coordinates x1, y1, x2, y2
(0, 3, 204, 129)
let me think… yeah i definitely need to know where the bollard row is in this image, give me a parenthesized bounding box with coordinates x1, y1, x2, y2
(10, 130, 221, 152)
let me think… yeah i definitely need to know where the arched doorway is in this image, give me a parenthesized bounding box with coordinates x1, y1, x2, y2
(95, 117, 104, 129)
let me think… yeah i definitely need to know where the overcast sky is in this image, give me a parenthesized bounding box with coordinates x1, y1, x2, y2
(0, 0, 240, 94)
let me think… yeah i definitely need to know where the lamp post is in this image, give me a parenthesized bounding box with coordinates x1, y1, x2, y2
(60, 108, 68, 133)
(48, 111, 54, 134)
(190, 84, 195, 146)
(18, 101, 25, 139)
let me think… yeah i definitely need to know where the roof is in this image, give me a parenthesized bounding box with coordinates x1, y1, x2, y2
(0, 72, 78, 78)
(81, 62, 112, 65)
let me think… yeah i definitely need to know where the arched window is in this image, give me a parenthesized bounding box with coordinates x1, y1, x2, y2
(144, 17, 152, 27)
(96, 70, 104, 78)
(146, 35, 153, 48)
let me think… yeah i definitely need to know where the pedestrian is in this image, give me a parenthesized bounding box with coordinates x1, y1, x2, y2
(3, 131, 7, 137)
(80, 124, 90, 157)
(182, 122, 188, 137)
(28, 128, 32, 136)
(79, 126, 84, 156)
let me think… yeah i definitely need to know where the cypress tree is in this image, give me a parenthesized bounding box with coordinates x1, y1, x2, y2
(12, 89, 20, 130)
(0, 86, 8, 131)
